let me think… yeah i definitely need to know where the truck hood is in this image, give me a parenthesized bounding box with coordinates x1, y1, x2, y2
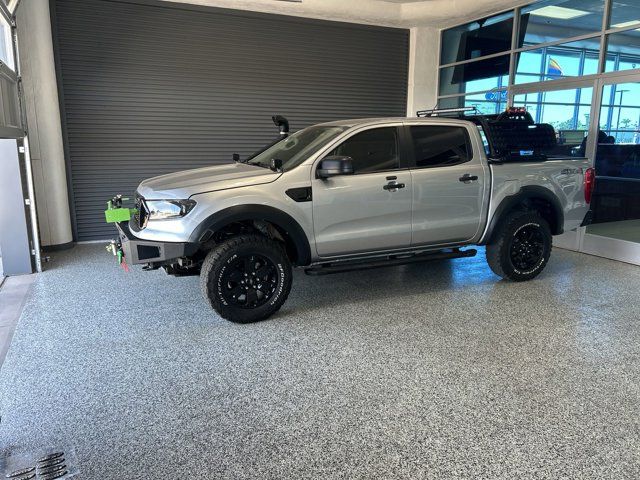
(137, 163, 281, 199)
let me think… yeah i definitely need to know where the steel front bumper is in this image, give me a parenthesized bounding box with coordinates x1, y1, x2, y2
(115, 222, 196, 265)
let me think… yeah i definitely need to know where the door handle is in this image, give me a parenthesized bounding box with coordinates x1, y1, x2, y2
(383, 181, 405, 191)
(459, 174, 478, 183)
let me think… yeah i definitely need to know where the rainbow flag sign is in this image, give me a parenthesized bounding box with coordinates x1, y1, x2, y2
(547, 58, 563, 77)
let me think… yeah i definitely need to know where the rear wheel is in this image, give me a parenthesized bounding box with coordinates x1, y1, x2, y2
(486, 211, 552, 281)
(200, 234, 292, 323)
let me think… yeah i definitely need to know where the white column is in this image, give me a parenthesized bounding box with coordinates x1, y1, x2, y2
(407, 26, 440, 117)
(16, 0, 73, 248)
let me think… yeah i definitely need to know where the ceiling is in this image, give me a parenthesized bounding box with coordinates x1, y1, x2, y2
(163, 0, 531, 28)
(379, 0, 436, 3)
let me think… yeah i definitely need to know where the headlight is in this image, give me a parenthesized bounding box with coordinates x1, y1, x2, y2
(145, 199, 196, 221)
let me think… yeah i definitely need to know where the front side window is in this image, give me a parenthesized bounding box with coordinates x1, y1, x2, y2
(410, 126, 471, 168)
(329, 127, 399, 174)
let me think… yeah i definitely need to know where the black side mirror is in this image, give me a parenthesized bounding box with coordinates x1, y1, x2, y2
(317, 156, 354, 179)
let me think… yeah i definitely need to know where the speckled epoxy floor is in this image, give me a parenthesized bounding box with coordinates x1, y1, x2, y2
(0, 244, 639, 479)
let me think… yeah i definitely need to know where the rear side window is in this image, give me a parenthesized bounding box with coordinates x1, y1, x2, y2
(410, 126, 471, 168)
(330, 127, 399, 174)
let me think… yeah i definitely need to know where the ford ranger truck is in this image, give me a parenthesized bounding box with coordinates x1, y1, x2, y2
(105, 109, 595, 323)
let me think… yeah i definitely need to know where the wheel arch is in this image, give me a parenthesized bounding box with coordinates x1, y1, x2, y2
(189, 205, 312, 266)
(481, 186, 564, 244)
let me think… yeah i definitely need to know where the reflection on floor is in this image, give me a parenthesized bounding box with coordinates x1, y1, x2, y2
(0, 275, 35, 368)
(0, 245, 639, 479)
(587, 219, 640, 243)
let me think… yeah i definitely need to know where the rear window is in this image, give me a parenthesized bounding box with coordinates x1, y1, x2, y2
(410, 126, 471, 168)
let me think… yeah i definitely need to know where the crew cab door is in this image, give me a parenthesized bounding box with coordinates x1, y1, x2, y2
(312, 126, 412, 257)
(407, 124, 487, 246)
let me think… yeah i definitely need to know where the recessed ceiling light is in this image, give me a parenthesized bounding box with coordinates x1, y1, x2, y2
(611, 20, 640, 29)
(530, 6, 590, 20)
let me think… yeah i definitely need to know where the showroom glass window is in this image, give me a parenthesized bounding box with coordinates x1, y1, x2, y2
(515, 37, 601, 85)
(329, 127, 399, 174)
(440, 12, 514, 66)
(604, 30, 640, 73)
(519, 0, 604, 46)
(0, 17, 13, 67)
(409, 126, 471, 168)
(439, 55, 510, 97)
(608, 1, 640, 28)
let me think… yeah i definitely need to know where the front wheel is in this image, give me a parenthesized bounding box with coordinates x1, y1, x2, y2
(486, 211, 552, 281)
(200, 234, 292, 323)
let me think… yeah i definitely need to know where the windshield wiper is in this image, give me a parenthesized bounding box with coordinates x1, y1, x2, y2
(249, 161, 272, 170)
(247, 158, 284, 172)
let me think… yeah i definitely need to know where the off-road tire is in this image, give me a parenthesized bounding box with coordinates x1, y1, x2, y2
(486, 211, 552, 281)
(200, 234, 292, 323)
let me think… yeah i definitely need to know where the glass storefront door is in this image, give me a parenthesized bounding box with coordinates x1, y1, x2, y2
(510, 74, 640, 265)
(513, 85, 594, 157)
(511, 81, 597, 252)
(581, 77, 640, 264)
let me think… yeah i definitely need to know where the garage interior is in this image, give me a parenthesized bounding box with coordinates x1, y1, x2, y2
(1, 0, 639, 478)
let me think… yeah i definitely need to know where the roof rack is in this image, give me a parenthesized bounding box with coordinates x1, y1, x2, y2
(416, 106, 478, 118)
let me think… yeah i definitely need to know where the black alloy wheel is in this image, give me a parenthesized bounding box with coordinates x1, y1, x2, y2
(509, 223, 545, 272)
(486, 211, 552, 281)
(200, 234, 293, 323)
(219, 254, 278, 309)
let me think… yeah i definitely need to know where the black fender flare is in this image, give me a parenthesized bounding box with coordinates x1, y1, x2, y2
(481, 185, 564, 244)
(189, 205, 312, 266)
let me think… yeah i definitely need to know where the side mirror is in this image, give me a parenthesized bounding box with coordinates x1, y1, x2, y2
(317, 156, 354, 179)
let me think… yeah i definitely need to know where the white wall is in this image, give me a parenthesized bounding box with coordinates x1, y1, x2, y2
(16, 0, 73, 248)
(401, 0, 529, 28)
(406, 26, 440, 116)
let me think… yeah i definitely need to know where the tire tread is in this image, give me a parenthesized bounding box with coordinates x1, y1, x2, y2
(486, 210, 552, 281)
(200, 234, 292, 323)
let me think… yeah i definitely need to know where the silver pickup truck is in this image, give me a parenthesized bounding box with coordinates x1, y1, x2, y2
(107, 108, 595, 323)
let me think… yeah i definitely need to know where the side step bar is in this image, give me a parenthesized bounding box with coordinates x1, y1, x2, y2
(304, 248, 477, 276)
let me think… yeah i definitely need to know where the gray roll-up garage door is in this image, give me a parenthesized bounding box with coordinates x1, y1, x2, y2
(52, 0, 409, 241)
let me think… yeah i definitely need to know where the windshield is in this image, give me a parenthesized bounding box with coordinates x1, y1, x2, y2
(247, 125, 347, 172)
